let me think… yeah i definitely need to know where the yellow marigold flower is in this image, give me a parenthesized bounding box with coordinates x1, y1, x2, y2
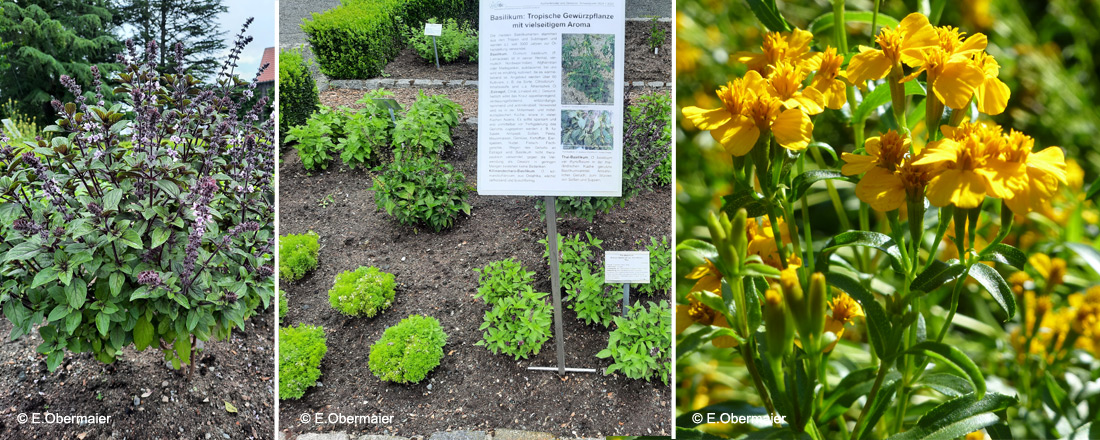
(805, 46, 848, 109)
(681, 71, 814, 156)
(732, 28, 815, 73)
(964, 430, 988, 440)
(901, 26, 988, 109)
(912, 123, 1026, 208)
(685, 259, 722, 293)
(972, 53, 1010, 115)
(846, 12, 939, 86)
(747, 216, 794, 268)
(999, 130, 1067, 214)
(675, 295, 738, 347)
(824, 291, 864, 352)
(842, 131, 931, 211)
(1029, 254, 1066, 288)
(767, 60, 825, 115)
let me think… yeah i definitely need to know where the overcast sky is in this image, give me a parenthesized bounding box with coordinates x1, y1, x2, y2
(216, 0, 276, 80)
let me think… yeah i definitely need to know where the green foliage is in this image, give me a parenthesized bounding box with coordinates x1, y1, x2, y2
(392, 92, 462, 159)
(562, 33, 614, 104)
(403, 17, 478, 63)
(0, 41, 273, 373)
(476, 287, 553, 360)
(540, 232, 603, 293)
(568, 265, 616, 328)
(278, 47, 319, 137)
(647, 16, 667, 50)
(279, 324, 327, 400)
(368, 314, 447, 383)
(278, 290, 288, 325)
(340, 90, 397, 168)
(544, 92, 672, 221)
(301, 0, 471, 79)
(115, 0, 229, 79)
(279, 232, 320, 282)
(371, 156, 471, 232)
(0, 0, 121, 123)
(597, 300, 671, 385)
(636, 236, 671, 297)
(328, 266, 396, 317)
(285, 106, 344, 170)
(561, 110, 613, 150)
(474, 258, 535, 306)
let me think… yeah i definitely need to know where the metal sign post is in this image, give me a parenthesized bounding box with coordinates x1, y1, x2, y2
(424, 23, 443, 70)
(621, 283, 630, 316)
(526, 197, 598, 375)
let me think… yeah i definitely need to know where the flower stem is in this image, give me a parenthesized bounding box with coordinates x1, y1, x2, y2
(850, 360, 890, 440)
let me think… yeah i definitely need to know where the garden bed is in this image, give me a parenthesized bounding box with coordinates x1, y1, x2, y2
(372, 21, 671, 83)
(278, 122, 672, 437)
(0, 312, 275, 439)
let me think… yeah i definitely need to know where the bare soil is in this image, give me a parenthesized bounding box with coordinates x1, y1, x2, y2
(0, 311, 275, 439)
(372, 21, 671, 83)
(277, 123, 671, 438)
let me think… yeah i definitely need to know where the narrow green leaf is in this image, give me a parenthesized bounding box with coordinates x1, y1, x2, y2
(853, 81, 926, 123)
(979, 243, 1026, 269)
(904, 341, 985, 400)
(817, 230, 904, 273)
(967, 263, 1016, 321)
(790, 170, 856, 201)
(676, 325, 741, 359)
(855, 379, 899, 440)
(915, 373, 973, 397)
(887, 393, 1017, 440)
(911, 259, 965, 293)
(1066, 243, 1100, 275)
(808, 11, 901, 35)
(1086, 177, 1100, 201)
(721, 190, 771, 218)
(175, 335, 191, 366)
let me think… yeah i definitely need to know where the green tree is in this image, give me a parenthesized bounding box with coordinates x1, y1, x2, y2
(117, 0, 227, 79)
(0, 0, 121, 122)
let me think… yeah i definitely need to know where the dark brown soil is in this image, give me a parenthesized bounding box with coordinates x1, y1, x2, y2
(0, 311, 275, 439)
(277, 124, 671, 437)
(372, 21, 671, 83)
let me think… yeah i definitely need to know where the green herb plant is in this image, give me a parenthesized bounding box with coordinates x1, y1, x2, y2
(403, 17, 478, 63)
(476, 287, 553, 360)
(647, 16, 667, 51)
(371, 156, 471, 232)
(278, 290, 288, 325)
(328, 266, 396, 317)
(285, 106, 344, 171)
(279, 231, 320, 282)
(368, 314, 447, 384)
(540, 232, 603, 293)
(279, 324, 327, 400)
(392, 92, 462, 159)
(474, 258, 535, 306)
(561, 110, 613, 150)
(568, 265, 616, 328)
(636, 236, 671, 297)
(597, 300, 670, 385)
(562, 33, 614, 104)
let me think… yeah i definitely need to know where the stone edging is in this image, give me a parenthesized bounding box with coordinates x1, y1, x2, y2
(325, 78, 671, 90)
(280, 429, 605, 440)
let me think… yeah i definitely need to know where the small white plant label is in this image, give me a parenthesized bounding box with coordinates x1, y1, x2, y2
(605, 251, 650, 284)
(424, 23, 443, 36)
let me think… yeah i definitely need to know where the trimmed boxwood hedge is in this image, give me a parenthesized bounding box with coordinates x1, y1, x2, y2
(279, 47, 319, 137)
(302, 0, 473, 79)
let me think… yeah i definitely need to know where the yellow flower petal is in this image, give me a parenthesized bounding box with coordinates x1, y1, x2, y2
(933, 61, 985, 109)
(841, 153, 877, 176)
(847, 47, 892, 85)
(711, 116, 760, 156)
(771, 108, 813, 151)
(682, 106, 732, 130)
(975, 76, 1009, 115)
(676, 305, 693, 334)
(855, 167, 907, 211)
(926, 168, 987, 208)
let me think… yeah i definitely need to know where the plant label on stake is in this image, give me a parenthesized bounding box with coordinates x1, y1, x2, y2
(478, 0, 625, 376)
(605, 251, 650, 315)
(424, 23, 442, 69)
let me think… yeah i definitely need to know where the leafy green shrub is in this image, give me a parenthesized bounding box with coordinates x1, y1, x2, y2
(562, 33, 614, 104)
(285, 106, 344, 170)
(597, 300, 670, 385)
(403, 17, 478, 63)
(280, 232, 320, 282)
(541, 92, 672, 221)
(368, 314, 447, 383)
(339, 91, 396, 168)
(540, 232, 603, 293)
(636, 236, 671, 297)
(647, 16, 667, 51)
(279, 47, 319, 137)
(372, 156, 471, 231)
(476, 287, 553, 360)
(0, 31, 274, 372)
(392, 92, 463, 159)
(474, 258, 535, 306)
(302, 0, 470, 79)
(328, 266, 396, 317)
(568, 265, 616, 327)
(279, 324, 328, 400)
(279, 290, 288, 325)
